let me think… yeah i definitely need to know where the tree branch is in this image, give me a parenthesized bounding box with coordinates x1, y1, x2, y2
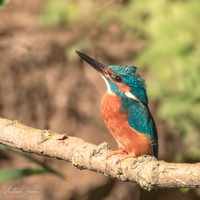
(0, 117, 199, 190)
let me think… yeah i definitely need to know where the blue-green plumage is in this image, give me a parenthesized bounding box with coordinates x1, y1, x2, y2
(128, 103, 158, 158)
(75, 50, 158, 159)
(107, 65, 158, 158)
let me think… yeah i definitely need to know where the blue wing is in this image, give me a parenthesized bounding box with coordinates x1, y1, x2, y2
(127, 101, 158, 158)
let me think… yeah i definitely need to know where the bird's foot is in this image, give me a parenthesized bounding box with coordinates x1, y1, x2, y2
(120, 154, 136, 162)
(106, 149, 128, 159)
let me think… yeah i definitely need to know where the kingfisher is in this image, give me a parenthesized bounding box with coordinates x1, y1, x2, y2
(75, 50, 158, 160)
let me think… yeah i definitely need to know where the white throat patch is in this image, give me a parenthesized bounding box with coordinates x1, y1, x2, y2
(101, 75, 112, 94)
(125, 92, 140, 102)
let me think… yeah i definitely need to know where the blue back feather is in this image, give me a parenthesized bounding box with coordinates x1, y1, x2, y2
(128, 102, 158, 158)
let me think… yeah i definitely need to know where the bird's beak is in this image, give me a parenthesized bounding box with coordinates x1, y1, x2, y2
(75, 50, 109, 78)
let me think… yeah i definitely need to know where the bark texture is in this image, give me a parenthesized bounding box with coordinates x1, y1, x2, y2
(0, 117, 199, 190)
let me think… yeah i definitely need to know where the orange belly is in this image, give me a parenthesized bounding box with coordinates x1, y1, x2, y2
(101, 92, 153, 157)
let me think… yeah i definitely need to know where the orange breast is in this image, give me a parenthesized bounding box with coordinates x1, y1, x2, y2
(101, 92, 152, 157)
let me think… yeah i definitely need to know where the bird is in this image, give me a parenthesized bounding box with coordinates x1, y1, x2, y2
(75, 50, 158, 160)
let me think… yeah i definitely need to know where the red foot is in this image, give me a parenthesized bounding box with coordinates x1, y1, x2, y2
(120, 154, 136, 162)
(107, 149, 128, 159)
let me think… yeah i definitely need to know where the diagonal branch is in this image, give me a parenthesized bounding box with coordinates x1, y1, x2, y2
(0, 117, 199, 190)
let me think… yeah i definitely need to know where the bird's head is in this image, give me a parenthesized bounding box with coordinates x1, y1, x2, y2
(75, 50, 148, 105)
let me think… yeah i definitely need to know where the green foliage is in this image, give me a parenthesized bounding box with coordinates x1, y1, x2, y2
(0, 168, 48, 183)
(0, 145, 65, 182)
(0, 0, 9, 11)
(134, 0, 200, 159)
(179, 188, 190, 194)
(38, 0, 80, 27)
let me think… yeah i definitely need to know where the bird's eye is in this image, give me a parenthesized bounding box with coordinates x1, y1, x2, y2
(115, 76, 122, 82)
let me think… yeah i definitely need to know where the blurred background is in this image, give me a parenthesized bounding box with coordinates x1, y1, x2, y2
(0, 0, 200, 199)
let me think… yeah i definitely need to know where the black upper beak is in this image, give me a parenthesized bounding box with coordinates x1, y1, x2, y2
(75, 50, 109, 77)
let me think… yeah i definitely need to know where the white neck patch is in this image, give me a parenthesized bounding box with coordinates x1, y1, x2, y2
(101, 75, 112, 94)
(125, 91, 140, 102)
